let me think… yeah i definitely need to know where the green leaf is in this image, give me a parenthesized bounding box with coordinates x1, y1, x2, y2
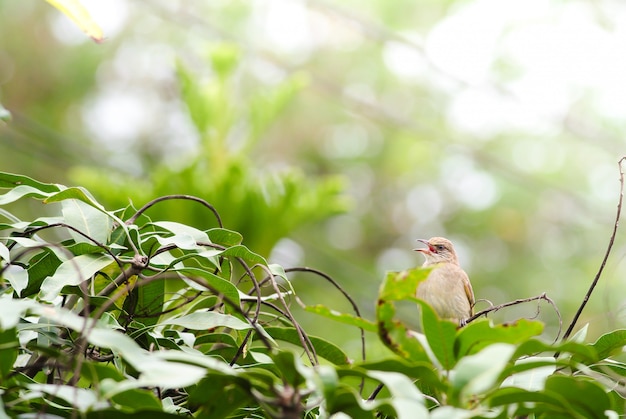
(21, 249, 63, 297)
(200, 245, 267, 266)
(44, 187, 126, 229)
(590, 329, 626, 360)
(171, 267, 240, 307)
(130, 277, 164, 327)
(0, 328, 18, 380)
(455, 318, 544, 357)
(376, 268, 432, 363)
(40, 253, 114, 301)
(0, 172, 60, 193)
(62, 198, 112, 244)
(108, 387, 162, 411)
(149, 221, 210, 243)
(501, 356, 556, 391)
(419, 300, 457, 370)
(27, 383, 100, 411)
(263, 327, 351, 365)
(451, 343, 516, 403)
(0, 242, 9, 262)
(379, 267, 431, 301)
(544, 375, 611, 419)
(0, 185, 54, 205)
(353, 358, 445, 392)
(162, 311, 251, 331)
(188, 373, 251, 417)
(514, 338, 598, 363)
(3, 265, 28, 295)
(367, 370, 429, 418)
(488, 386, 582, 418)
(207, 228, 243, 246)
(305, 304, 377, 332)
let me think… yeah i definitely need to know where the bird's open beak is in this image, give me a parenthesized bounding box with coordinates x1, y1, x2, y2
(413, 239, 433, 253)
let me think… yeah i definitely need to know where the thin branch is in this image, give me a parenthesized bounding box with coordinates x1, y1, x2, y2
(125, 194, 223, 228)
(466, 292, 562, 338)
(561, 156, 626, 342)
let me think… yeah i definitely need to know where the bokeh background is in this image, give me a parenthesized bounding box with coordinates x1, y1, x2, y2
(1, 0, 626, 360)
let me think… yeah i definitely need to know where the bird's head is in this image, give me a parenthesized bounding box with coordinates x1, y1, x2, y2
(414, 237, 459, 265)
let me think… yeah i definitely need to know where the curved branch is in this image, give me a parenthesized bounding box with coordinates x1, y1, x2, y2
(125, 194, 223, 228)
(286, 266, 367, 364)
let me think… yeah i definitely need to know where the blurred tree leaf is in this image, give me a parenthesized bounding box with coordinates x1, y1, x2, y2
(44, 0, 103, 42)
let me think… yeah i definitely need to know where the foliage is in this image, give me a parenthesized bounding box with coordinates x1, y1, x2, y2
(1, 172, 626, 418)
(69, 44, 348, 256)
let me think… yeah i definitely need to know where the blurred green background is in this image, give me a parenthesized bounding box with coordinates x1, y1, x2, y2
(1, 0, 625, 360)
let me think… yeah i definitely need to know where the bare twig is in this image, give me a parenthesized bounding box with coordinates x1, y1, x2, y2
(467, 292, 562, 341)
(561, 157, 626, 343)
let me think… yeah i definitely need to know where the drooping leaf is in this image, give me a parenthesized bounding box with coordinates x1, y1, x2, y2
(589, 329, 626, 360)
(0, 172, 61, 193)
(419, 300, 457, 370)
(305, 304, 377, 332)
(0, 185, 54, 205)
(2, 265, 28, 295)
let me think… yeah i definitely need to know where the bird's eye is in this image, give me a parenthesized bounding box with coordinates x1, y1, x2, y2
(435, 244, 445, 251)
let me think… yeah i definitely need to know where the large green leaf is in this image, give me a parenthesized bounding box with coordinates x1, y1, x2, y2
(419, 300, 457, 370)
(544, 375, 612, 419)
(589, 329, 626, 360)
(39, 253, 114, 301)
(366, 370, 428, 418)
(450, 343, 516, 404)
(162, 311, 251, 331)
(455, 318, 544, 357)
(376, 268, 432, 363)
(61, 198, 112, 244)
(262, 327, 350, 365)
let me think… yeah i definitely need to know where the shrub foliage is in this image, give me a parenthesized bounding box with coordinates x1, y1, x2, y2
(0, 171, 625, 418)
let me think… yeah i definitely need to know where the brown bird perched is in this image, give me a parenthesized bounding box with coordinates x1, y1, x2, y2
(414, 237, 475, 326)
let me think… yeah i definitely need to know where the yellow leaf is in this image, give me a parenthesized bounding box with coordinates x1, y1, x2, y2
(44, 0, 104, 42)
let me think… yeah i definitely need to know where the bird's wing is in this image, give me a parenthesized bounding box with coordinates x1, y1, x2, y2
(463, 274, 475, 315)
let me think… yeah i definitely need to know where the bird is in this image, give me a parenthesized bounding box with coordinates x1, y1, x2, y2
(414, 237, 475, 326)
